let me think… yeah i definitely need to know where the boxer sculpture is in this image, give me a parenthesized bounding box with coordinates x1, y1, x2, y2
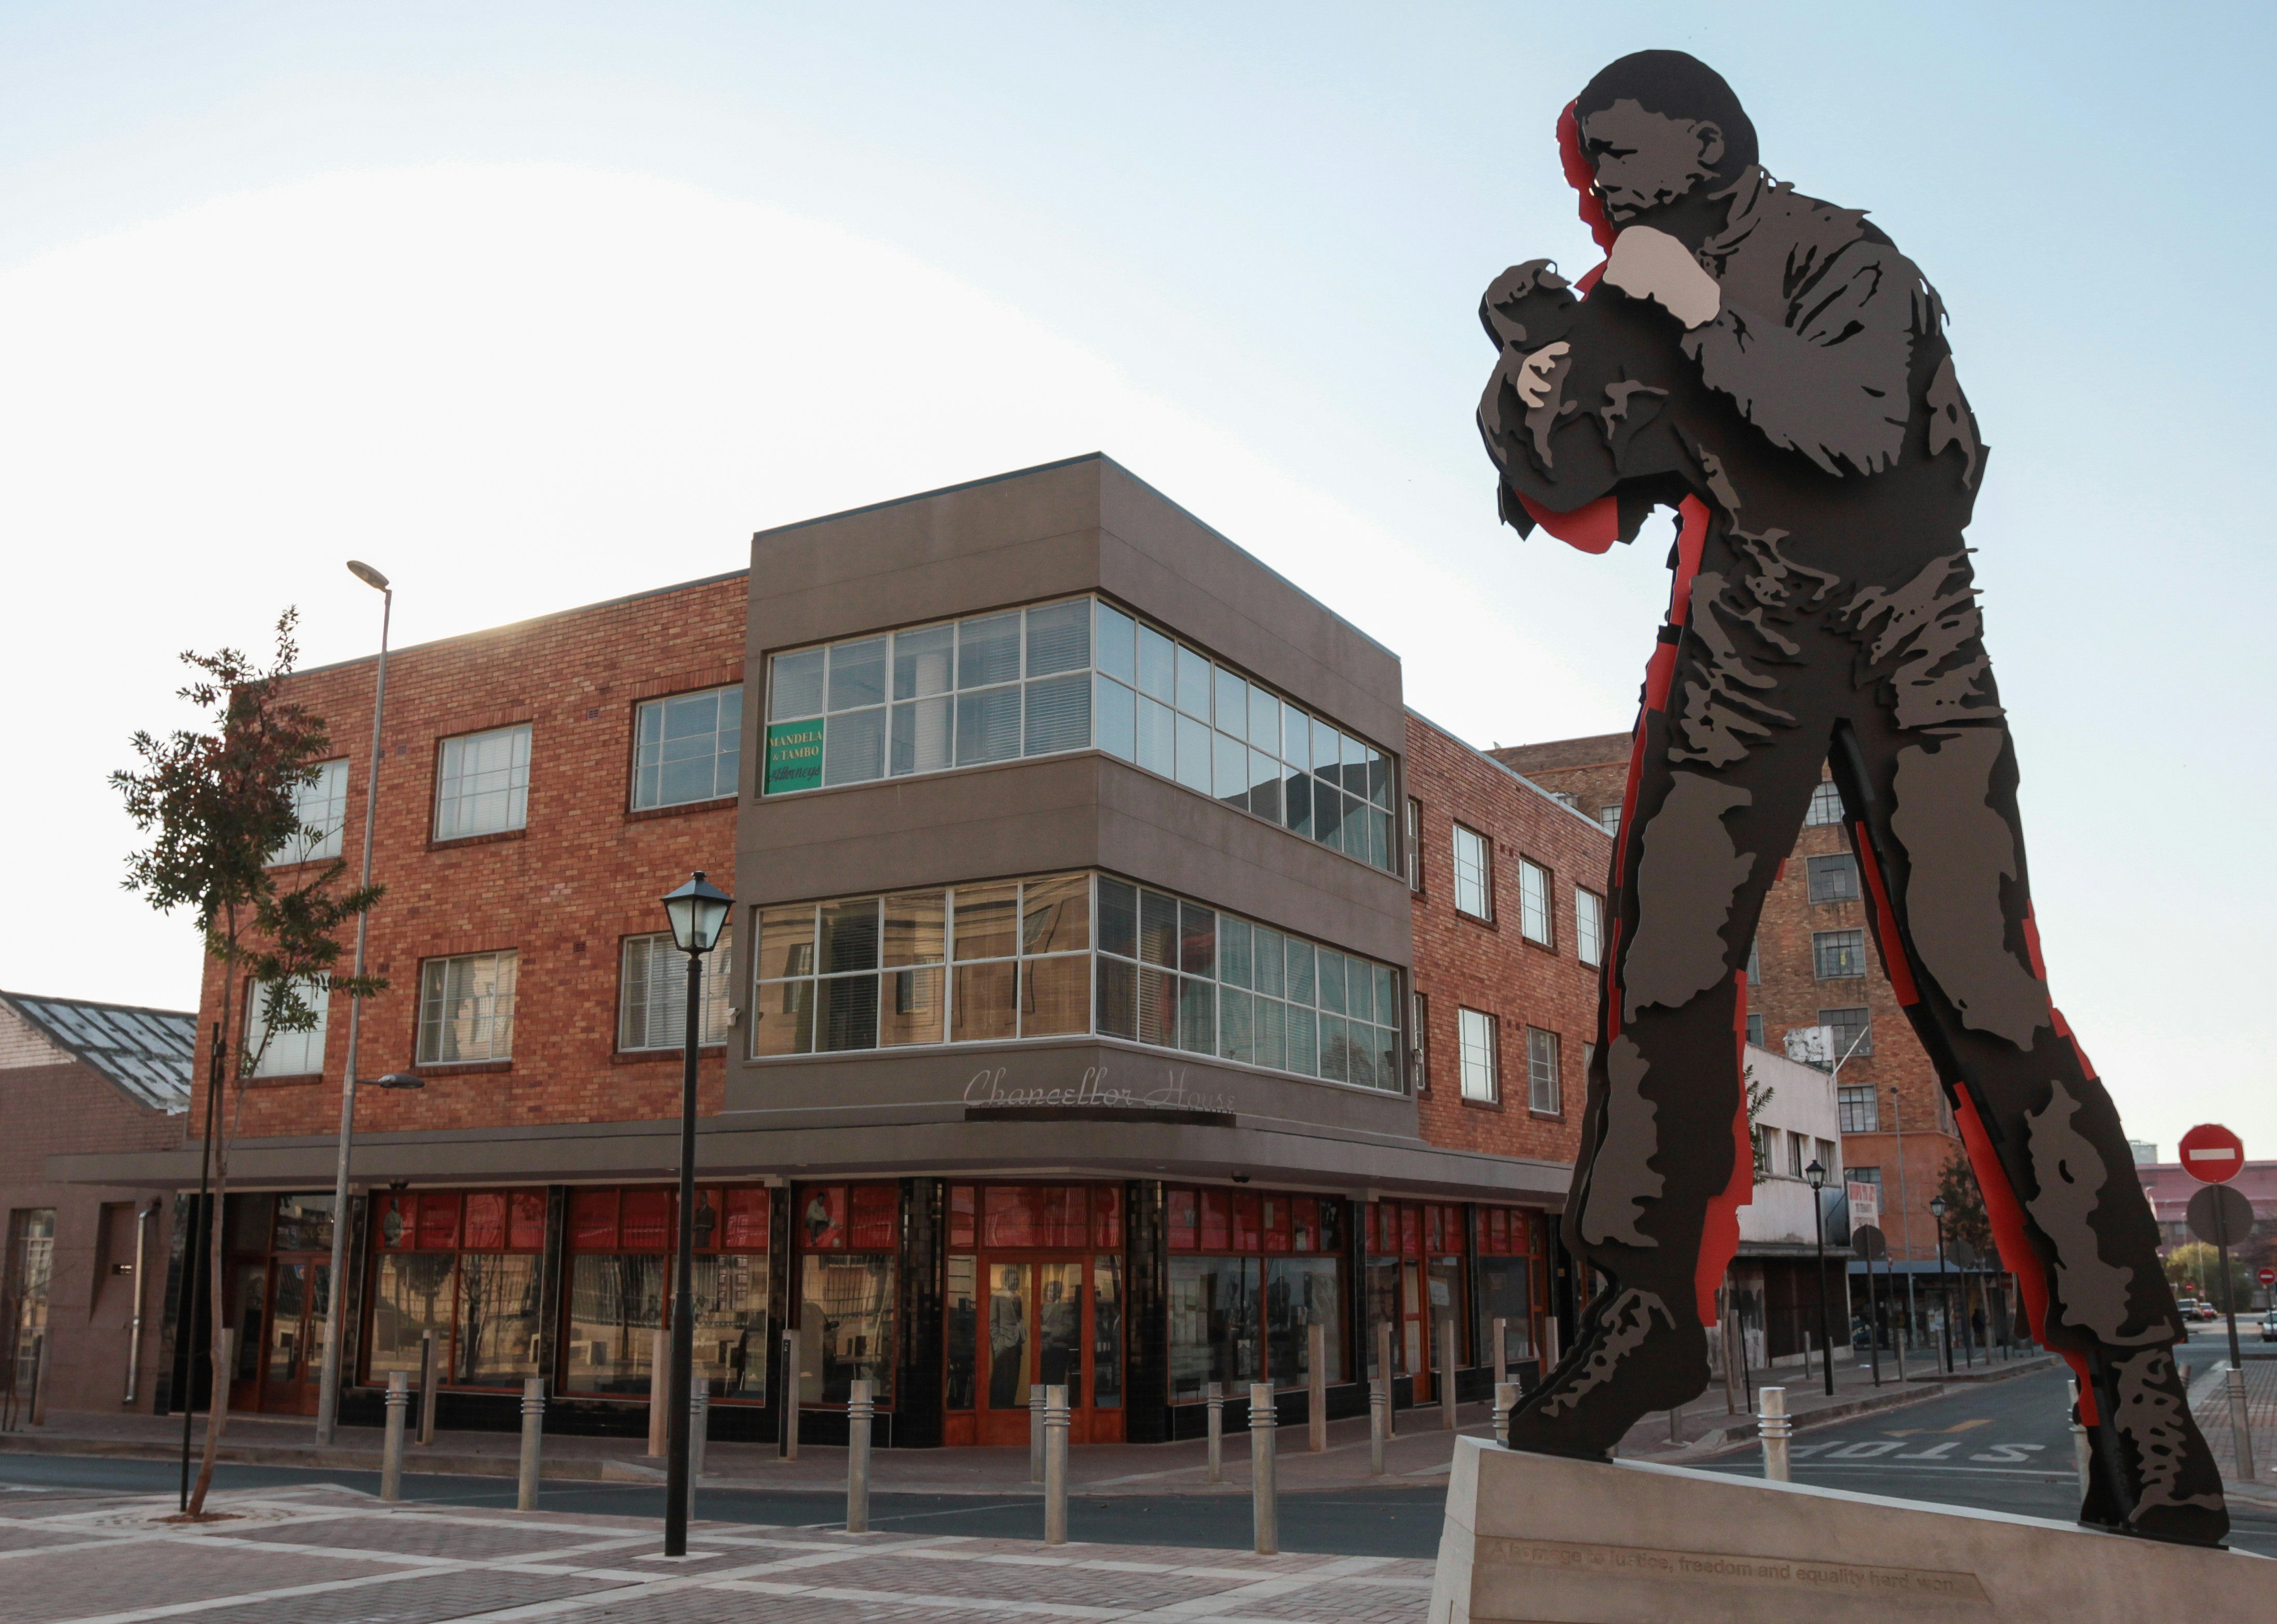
(1478, 49, 2226, 1547)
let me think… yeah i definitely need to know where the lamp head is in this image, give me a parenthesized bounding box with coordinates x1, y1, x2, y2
(370, 1072, 425, 1090)
(663, 870, 733, 953)
(1929, 1196, 1947, 1219)
(1805, 1159, 1826, 1190)
(347, 559, 391, 592)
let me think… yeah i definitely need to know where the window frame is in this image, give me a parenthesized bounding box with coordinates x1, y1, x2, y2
(1457, 1006, 1498, 1104)
(433, 722, 533, 842)
(270, 758, 349, 867)
(1525, 1026, 1561, 1116)
(1574, 887, 1603, 967)
(1836, 1083, 1880, 1134)
(1812, 928, 1867, 981)
(630, 683, 744, 813)
(1818, 1005, 1874, 1059)
(1403, 797, 1423, 892)
(416, 950, 520, 1067)
(1411, 991, 1428, 1091)
(1517, 858, 1553, 948)
(1804, 780, 1845, 827)
(1452, 824, 1493, 922)
(1805, 853, 1861, 905)
(242, 975, 331, 1080)
(618, 928, 737, 1053)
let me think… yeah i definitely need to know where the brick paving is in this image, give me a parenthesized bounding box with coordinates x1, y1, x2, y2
(2188, 1354, 2277, 1494)
(0, 1481, 1438, 1623)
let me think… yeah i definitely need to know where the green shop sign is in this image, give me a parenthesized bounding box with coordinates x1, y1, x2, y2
(764, 718, 825, 793)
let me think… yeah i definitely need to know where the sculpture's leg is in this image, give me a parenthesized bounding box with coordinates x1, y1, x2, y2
(1837, 707, 2228, 1548)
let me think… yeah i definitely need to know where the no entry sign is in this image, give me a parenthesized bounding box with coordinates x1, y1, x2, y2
(2178, 1123, 2246, 1183)
(2261, 1268, 2276, 1287)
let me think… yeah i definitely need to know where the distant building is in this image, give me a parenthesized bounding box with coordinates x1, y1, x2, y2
(1, 991, 189, 1413)
(2130, 1140, 2159, 1165)
(2138, 1159, 2276, 1308)
(1728, 1041, 1852, 1367)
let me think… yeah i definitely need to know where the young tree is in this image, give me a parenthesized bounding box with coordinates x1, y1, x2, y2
(112, 610, 382, 1517)
(1930, 1147, 1994, 1260)
(1744, 1066, 1776, 1177)
(2163, 1241, 2255, 1314)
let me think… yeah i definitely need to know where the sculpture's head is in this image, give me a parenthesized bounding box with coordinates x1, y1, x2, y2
(1561, 51, 1757, 239)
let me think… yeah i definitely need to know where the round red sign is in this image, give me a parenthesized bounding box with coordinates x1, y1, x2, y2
(2261, 1268, 2276, 1287)
(2177, 1123, 2246, 1184)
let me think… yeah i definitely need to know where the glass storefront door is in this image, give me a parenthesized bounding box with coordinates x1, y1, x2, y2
(972, 1254, 1123, 1444)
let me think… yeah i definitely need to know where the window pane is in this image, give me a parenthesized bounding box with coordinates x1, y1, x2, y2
(1138, 890, 1178, 967)
(1219, 987, 1253, 1063)
(1177, 975, 1215, 1054)
(1248, 749, 1281, 823)
(751, 978, 815, 1056)
(435, 724, 530, 839)
(694, 1253, 771, 1399)
(1138, 966, 1177, 1047)
(1283, 771, 1312, 839)
(1167, 1256, 1260, 1401)
(1179, 902, 1216, 977)
(1347, 959, 1375, 1025)
(1176, 646, 1212, 719)
(890, 695, 954, 776)
(1096, 675, 1137, 762)
(1254, 995, 1285, 1071)
(1252, 929, 1285, 998)
(1211, 731, 1246, 807)
(1313, 784, 1343, 851)
(883, 892, 946, 966)
(1175, 713, 1212, 794)
(953, 960, 1016, 1041)
(1022, 874, 1090, 954)
(1285, 937, 1315, 1005)
(1280, 702, 1310, 769)
(956, 687, 1021, 765)
(958, 612, 1022, 689)
(1021, 956, 1088, 1037)
(562, 1254, 663, 1394)
(757, 904, 817, 980)
(821, 898, 880, 974)
(771, 648, 825, 719)
(1317, 951, 1347, 1015)
(1025, 599, 1091, 676)
(1520, 860, 1550, 945)
(1024, 672, 1090, 755)
(1137, 694, 1176, 776)
(418, 952, 516, 1063)
(1459, 1009, 1496, 1101)
(1807, 854, 1861, 903)
(1218, 916, 1252, 988)
(1097, 877, 1137, 959)
(1576, 890, 1603, 967)
(1311, 719, 1340, 781)
(1248, 686, 1279, 753)
(881, 965, 944, 1046)
(246, 976, 329, 1077)
(1137, 623, 1176, 701)
(954, 882, 1019, 961)
(1367, 746, 1390, 810)
(275, 759, 349, 864)
(828, 638, 887, 711)
(1815, 929, 1866, 980)
(1266, 1257, 1345, 1388)
(823, 705, 884, 785)
(456, 1253, 543, 1385)
(800, 1252, 896, 1403)
(1095, 600, 1137, 685)
(1096, 956, 1137, 1040)
(892, 622, 955, 700)
(1319, 1013, 1348, 1082)
(1214, 669, 1248, 741)
(635, 687, 739, 811)
(818, 974, 879, 1051)
(1286, 1005, 1317, 1074)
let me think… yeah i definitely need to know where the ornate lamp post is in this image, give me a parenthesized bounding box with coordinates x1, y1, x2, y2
(660, 870, 731, 1557)
(1929, 1195, 1954, 1375)
(1806, 1159, 1835, 1397)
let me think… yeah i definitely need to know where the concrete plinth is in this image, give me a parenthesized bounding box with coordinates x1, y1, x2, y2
(1428, 1437, 2267, 1622)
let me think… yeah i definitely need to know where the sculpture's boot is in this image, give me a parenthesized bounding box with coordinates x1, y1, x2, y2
(2078, 1345, 2228, 1548)
(1502, 1282, 1707, 1462)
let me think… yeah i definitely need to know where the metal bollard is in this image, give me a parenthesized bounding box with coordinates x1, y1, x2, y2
(1248, 1382, 1278, 1555)
(648, 1329, 670, 1457)
(1493, 1381, 1518, 1448)
(2068, 1379, 2091, 1499)
(417, 1329, 439, 1446)
(1492, 1316, 1508, 1393)
(1029, 1383, 1046, 1484)
(27, 1334, 48, 1427)
(2227, 1364, 2258, 1483)
(1376, 1320, 1397, 1437)
(517, 1378, 544, 1512)
(847, 1379, 874, 1534)
(687, 1386, 710, 1524)
(1308, 1322, 1328, 1453)
(1370, 1377, 1389, 1474)
(1668, 1400, 1684, 1446)
(1439, 1319, 1458, 1431)
(1043, 1383, 1071, 1546)
(1544, 1314, 1561, 1370)
(1758, 1386, 1791, 1483)
(780, 1328, 799, 1462)
(381, 1370, 410, 1502)
(1205, 1382, 1224, 1483)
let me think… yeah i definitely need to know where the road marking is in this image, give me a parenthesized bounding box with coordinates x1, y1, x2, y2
(1896, 1442, 1960, 1461)
(1934, 1418, 1992, 1434)
(1968, 1444, 2047, 1463)
(1823, 1442, 1905, 1459)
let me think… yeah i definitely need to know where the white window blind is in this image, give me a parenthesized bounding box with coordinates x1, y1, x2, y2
(1453, 825, 1491, 920)
(244, 976, 330, 1077)
(620, 929, 736, 1050)
(418, 951, 518, 1063)
(1458, 1007, 1497, 1102)
(436, 725, 531, 839)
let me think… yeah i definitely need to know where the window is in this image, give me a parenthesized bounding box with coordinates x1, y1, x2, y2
(1403, 798, 1423, 891)
(1598, 805, 1621, 838)
(370, 1188, 550, 1390)
(1814, 929, 1866, 980)
(1546, 790, 1576, 811)
(1163, 1186, 1346, 1398)
(1452, 825, 1492, 920)
(1526, 1027, 1560, 1114)
(633, 685, 742, 810)
(272, 759, 348, 865)
(1816, 1138, 1840, 1179)
(1574, 889, 1603, 967)
(1745, 1012, 1765, 1047)
(1518, 859, 1552, 946)
(1804, 779, 1845, 827)
(435, 724, 531, 839)
(1837, 1083, 1880, 1133)
(1458, 1007, 1497, 1102)
(1411, 992, 1429, 1090)
(1746, 937, 1760, 985)
(1806, 853, 1860, 904)
(417, 951, 517, 1064)
(1788, 1131, 1806, 1179)
(620, 930, 735, 1050)
(560, 1185, 772, 1400)
(1820, 1006, 1873, 1058)
(750, 873, 1403, 1092)
(6, 1209, 55, 1397)
(764, 597, 1399, 872)
(1849, 1166, 1883, 1193)
(944, 1185, 1129, 1412)
(1754, 1126, 1775, 1177)
(244, 977, 330, 1077)
(796, 1184, 899, 1403)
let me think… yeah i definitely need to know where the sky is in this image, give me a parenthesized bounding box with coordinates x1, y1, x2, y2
(1, 2, 2270, 1153)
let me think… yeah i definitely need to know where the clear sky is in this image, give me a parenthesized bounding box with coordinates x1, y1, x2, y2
(2, 3, 2270, 1153)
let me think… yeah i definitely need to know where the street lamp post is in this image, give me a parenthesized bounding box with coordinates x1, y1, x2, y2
(316, 559, 396, 1446)
(1929, 1196, 1954, 1376)
(661, 871, 731, 1558)
(1890, 1084, 1917, 1373)
(1806, 1159, 1835, 1397)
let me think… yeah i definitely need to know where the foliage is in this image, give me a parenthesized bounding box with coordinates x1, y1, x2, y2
(2163, 1241, 2257, 1314)
(110, 610, 384, 1515)
(1744, 1065, 1775, 1177)
(1930, 1147, 1994, 1261)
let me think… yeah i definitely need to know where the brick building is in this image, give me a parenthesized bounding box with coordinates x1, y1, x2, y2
(1493, 733, 1974, 1329)
(61, 456, 1598, 1448)
(1, 991, 190, 1415)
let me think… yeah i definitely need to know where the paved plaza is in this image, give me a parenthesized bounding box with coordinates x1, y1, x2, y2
(0, 1479, 1434, 1624)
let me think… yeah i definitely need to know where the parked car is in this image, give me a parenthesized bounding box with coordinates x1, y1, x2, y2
(2198, 1302, 2222, 1322)
(2261, 1311, 2275, 1343)
(2176, 1298, 2204, 1322)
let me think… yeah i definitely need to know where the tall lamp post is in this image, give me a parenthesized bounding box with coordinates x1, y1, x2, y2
(316, 559, 397, 1446)
(1890, 1084, 1917, 1372)
(1806, 1159, 1835, 1397)
(1929, 1195, 1954, 1376)
(661, 871, 732, 1557)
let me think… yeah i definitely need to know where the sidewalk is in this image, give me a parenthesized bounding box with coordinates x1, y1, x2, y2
(2186, 1353, 2277, 1506)
(0, 1351, 2052, 1494)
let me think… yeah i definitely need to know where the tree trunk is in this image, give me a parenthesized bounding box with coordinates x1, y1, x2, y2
(185, 949, 237, 1518)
